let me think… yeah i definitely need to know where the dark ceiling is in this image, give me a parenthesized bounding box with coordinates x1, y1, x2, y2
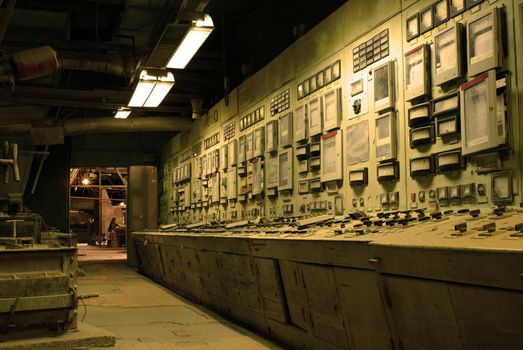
(0, 0, 347, 128)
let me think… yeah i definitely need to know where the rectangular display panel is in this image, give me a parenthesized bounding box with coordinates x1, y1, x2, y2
(410, 156, 434, 177)
(294, 105, 308, 143)
(308, 98, 323, 136)
(347, 120, 369, 165)
(252, 159, 264, 196)
(265, 120, 278, 153)
(298, 159, 308, 174)
(436, 149, 462, 171)
(408, 102, 431, 128)
(420, 6, 434, 34)
(209, 173, 220, 203)
(450, 0, 465, 18)
(201, 155, 207, 177)
(278, 149, 293, 191)
(227, 139, 238, 167)
(219, 144, 228, 171)
(267, 153, 279, 189)
(321, 130, 343, 183)
(410, 125, 435, 148)
(406, 14, 419, 41)
(375, 112, 396, 161)
(322, 88, 342, 131)
(467, 8, 502, 76)
(238, 136, 246, 163)
(377, 162, 399, 182)
(405, 45, 429, 101)
(434, 0, 450, 26)
(434, 24, 463, 86)
(245, 132, 253, 160)
(437, 116, 460, 137)
(491, 172, 513, 204)
(279, 112, 293, 148)
(433, 92, 459, 116)
(253, 126, 264, 158)
(460, 70, 503, 155)
(373, 61, 394, 112)
(349, 168, 368, 186)
(298, 180, 310, 194)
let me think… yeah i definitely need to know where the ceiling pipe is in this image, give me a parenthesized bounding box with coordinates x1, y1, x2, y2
(63, 117, 193, 135)
(58, 51, 139, 77)
(0, 117, 193, 135)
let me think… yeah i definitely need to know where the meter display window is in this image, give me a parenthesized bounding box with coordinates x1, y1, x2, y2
(309, 98, 322, 137)
(407, 14, 419, 41)
(323, 88, 342, 131)
(460, 70, 502, 155)
(435, 25, 462, 85)
(373, 61, 394, 112)
(375, 112, 396, 161)
(278, 149, 293, 191)
(420, 7, 434, 34)
(294, 105, 307, 143)
(405, 45, 428, 101)
(279, 112, 293, 148)
(321, 130, 342, 182)
(434, 0, 449, 26)
(468, 9, 500, 76)
(347, 121, 369, 165)
(450, 0, 465, 17)
(267, 153, 279, 188)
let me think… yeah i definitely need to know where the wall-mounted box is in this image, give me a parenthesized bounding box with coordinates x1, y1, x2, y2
(377, 161, 399, 182)
(410, 124, 435, 148)
(308, 97, 323, 136)
(373, 60, 395, 113)
(245, 132, 254, 160)
(410, 155, 435, 177)
(278, 148, 293, 191)
(434, 24, 464, 86)
(467, 7, 503, 76)
(460, 70, 506, 155)
(375, 112, 397, 161)
(321, 130, 343, 183)
(408, 102, 431, 128)
(322, 88, 342, 131)
(405, 44, 430, 101)
(294, 104, 308, 143)
(252, 158, 264, 196)
(238, 135, 246, 163)
(436, 149, 463, 172)
(219, 144, 228, 171)
(265, 120, 278, 153)
(253, 126, 264, 158)
(279, 112, 293, 148)
(349, 168, 368, 187)
(226, 167, 237, 200)
(227, 139, 238, 167)
(266, 153, 279, 189)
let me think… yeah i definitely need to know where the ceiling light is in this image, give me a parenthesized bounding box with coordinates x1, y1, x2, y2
(81, 178, 90, 185)
(166, 14, 214, 69)
(128, 70, 175, 108)
(114, 107, 131, 119)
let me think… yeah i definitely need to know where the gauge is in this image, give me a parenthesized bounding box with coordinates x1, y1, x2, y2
(429, 189, 436, 199)
(477, 183, 486, 196)
(406, 13, 420, 41)
(420, 7, 434, 34)
(434, 0, 450, 26)
(352, 198, 358, 207)
(449, 0, 465, 18)
(418, 190, 426, 203)
(359, 198, 365, 207)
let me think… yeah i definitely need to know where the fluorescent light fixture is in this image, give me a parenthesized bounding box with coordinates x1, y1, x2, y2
(166, 14, 214, 69)
(128, 70, 175, 107)
(115, 107, 131, 119)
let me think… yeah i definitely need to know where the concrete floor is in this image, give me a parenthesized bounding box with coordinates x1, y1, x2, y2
(78, 246, 283, 350)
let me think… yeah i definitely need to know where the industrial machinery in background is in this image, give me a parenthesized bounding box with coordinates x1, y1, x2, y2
(0, 140, 78, 335)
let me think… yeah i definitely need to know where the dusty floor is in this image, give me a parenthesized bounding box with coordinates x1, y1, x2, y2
(78, 245, 283, 350)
